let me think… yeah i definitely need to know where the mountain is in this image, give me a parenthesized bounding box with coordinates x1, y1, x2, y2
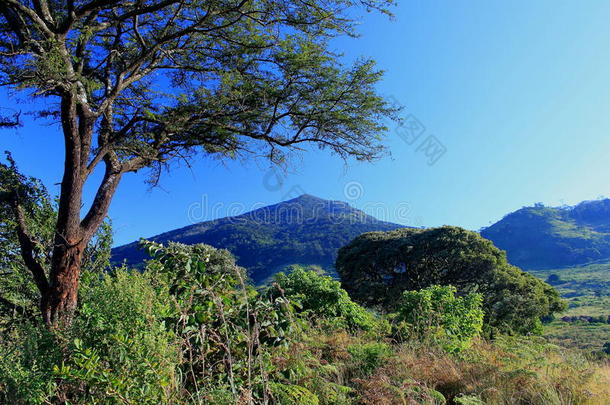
(481, 199, 610, 269)
(112, 194, 405, 283)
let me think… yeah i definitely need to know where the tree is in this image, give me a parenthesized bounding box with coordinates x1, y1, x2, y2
(545, 273, 563, 285)
(336, 226, 566, 334)
(0, 159, 112, 323)
(0, 0, 398, 327)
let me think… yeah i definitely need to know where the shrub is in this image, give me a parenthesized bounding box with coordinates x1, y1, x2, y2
(347, 342, 393, 377)
(271, 266, 377, 331)
(0, 323, 61, 404)
(270, 383, 319, 405)
(58, 269, 181, 404)
(0, 268, 180, 405)
(393, 285, 484, 352)
(143, 240, 301, 403)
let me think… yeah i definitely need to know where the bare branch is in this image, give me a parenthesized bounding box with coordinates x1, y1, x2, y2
(3, 0, 55, 37)
(81, 154, 122, 239)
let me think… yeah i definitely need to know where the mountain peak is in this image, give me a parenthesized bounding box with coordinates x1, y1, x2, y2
(287, 193, 322, 201)
(112, 195, 404, 283)
(282, 193, 347, 207)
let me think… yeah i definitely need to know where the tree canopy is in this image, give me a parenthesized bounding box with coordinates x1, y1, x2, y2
(336, 226, 566, 334)
(0, 0, 398, 326)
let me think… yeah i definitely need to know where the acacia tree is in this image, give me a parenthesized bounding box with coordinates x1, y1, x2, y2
(0, 0, 398, 327)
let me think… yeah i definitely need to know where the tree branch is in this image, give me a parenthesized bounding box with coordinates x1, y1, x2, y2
(81, 154, 122, 239)
(12, 203, 49, 294)
(3, 0, 55, 38)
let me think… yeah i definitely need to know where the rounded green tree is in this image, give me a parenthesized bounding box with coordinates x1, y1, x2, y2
(336, 226, 565, 335)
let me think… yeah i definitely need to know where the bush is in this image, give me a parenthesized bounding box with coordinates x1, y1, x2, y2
(393, 285, 484, 352)
(336, 226, 566, 335)
(142, 240, 302, 403)
(270, 383, 319, 405)
(59, 269, 180, 404)
(0, 269, 180, 405)
(270, 266, 377, 331)
(0, 323, 61, 404)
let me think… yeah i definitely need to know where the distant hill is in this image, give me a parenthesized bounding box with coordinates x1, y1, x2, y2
(112, 194, 405, 283)
(481, 199, 610, 269)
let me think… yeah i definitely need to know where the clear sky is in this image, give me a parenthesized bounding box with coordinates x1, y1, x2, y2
(3, 0, 610, 246)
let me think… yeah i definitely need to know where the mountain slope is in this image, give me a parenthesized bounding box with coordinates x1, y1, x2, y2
(481, 199, 610, 269)
(112, 194, 405, 283)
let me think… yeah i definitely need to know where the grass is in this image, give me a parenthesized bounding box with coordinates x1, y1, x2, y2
(543, 321, 610, 351)
(297, 327, 610, 405)
(528, 261, 610, 352)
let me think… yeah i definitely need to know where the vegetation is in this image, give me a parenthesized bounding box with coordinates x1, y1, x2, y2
(0, 181, 607, 402)
(336, 226, 566, 335)
(393, 285, 484, 353)
(0, 161, 112, 322)
(529, 262, 610, 352)
(112, 195, 402, 284)
(0, 0, 399, 327)
(481, 199, 610, 269)
(2, 173, 605, 403)
(269, 266, 379, 332)
(2, 241, 609, 404)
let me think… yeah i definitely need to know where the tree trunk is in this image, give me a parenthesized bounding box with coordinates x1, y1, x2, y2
(41, 94, 88, 328)
(42, 238, 86, 327)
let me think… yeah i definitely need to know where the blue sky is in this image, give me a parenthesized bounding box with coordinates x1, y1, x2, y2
(3, 0, 610, 246)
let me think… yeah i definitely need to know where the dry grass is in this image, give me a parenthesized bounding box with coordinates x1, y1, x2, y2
(292, 328, 610, 405)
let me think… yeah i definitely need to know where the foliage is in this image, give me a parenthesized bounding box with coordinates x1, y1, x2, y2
(270, 266, 377, 331)
(0, 322, 61, 404)
(393, 285, 484, 352)
(1, 1, 400, 169)
(0, 157, 56, 318)
(0, 240, 303, 404)
(57, 269, 180, 404)
(0, 268, 180, 404)
(142, 240, 301, 403)
(454, 394, 485, 405)
(1, 240, 610, 404)
(483, 264, 566, 336)
(270, 383, 319, 405)
(336, 226, 566, 335)
(346, 342, 393, 376)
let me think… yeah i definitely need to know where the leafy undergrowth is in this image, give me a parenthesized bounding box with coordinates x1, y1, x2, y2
(2, 243, 609, 404)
